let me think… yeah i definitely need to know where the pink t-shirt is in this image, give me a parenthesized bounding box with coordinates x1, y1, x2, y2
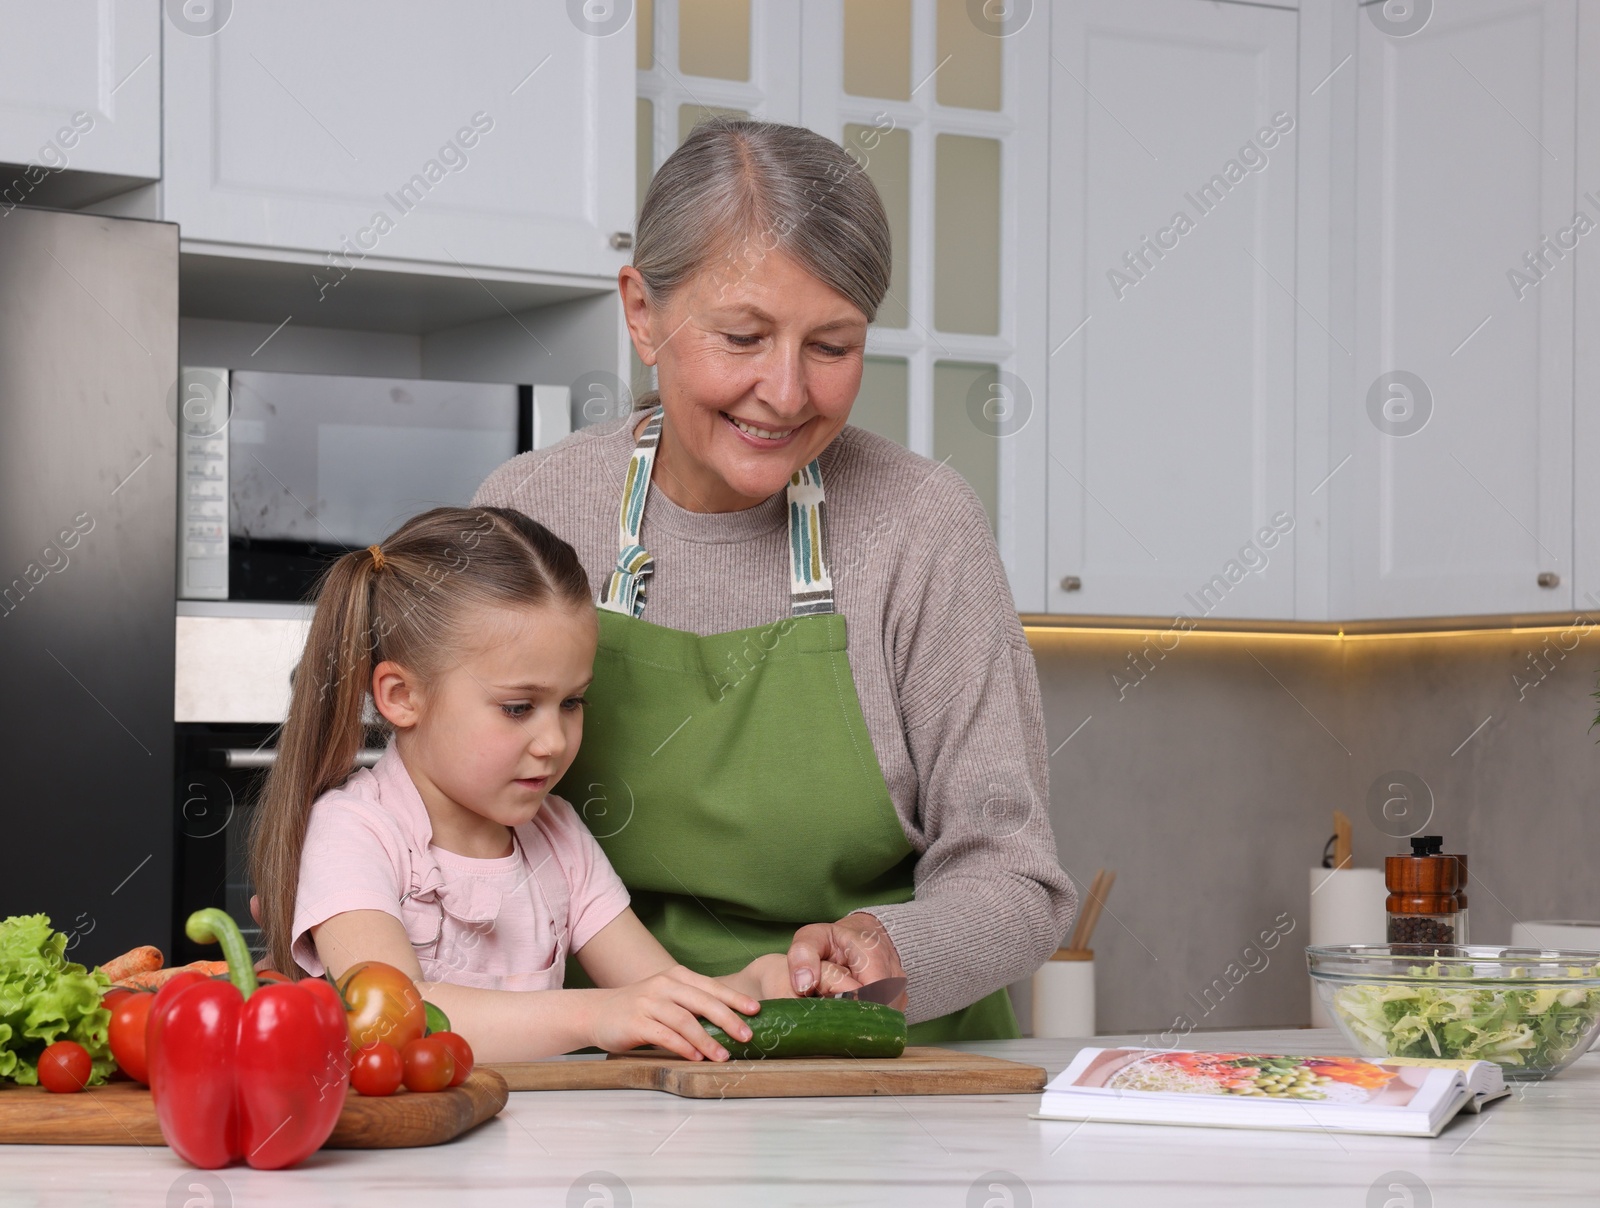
(291, 745, 629, 989)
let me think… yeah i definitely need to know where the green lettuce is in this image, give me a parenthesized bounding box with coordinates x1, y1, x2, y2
(1331, 962, 1600, 1071)
(0, 914, 113, 1086)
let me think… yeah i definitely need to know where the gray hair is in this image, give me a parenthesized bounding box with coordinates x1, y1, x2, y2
(631, 119, 891, 407)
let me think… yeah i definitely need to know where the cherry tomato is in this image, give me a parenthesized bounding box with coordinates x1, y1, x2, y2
(350, 1042, 404, 1097)
(433, 1031, 474, 1087)
(38, 1041, 92, 1093)
(338, 961, 427, 1055)
(107, 990, 156, 1084)
(400, 1035, 455, 1093)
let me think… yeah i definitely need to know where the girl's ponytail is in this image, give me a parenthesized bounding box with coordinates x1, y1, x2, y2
(250, 547, 384, 978)
(248, 507, 589, 978)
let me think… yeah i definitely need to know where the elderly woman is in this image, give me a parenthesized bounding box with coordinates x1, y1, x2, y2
(474, 119, 1073, 1040)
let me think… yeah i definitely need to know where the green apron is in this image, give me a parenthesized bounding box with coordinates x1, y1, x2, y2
(561, 409, 1017, 1042)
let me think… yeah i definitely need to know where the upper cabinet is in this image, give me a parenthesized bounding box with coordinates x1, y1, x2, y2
(0, 0, 160, 191)
(1047, 0, 1298, 620)
(1042, 0, 1590, 623)
(161, 2, 635, 279)
(1331, 0, 1577, 619)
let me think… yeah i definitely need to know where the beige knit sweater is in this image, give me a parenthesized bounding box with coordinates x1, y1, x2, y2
(473, 416, 1075, 1024)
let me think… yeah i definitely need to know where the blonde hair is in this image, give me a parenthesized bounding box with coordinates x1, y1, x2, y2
(249, 506, 590, 977)
(630, 117, 892, 410)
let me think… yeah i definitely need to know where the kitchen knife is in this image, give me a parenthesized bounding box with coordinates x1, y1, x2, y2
(830, 976, 907, 1005)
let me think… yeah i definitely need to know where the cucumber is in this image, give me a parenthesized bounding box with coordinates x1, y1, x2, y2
(704, 997, 907, 1060)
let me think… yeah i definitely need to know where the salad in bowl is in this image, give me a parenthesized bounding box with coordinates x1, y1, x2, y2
(1308, 944, 1600, 1079)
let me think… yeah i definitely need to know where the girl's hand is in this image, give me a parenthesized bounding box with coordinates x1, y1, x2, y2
(588, 966, 760, 1062)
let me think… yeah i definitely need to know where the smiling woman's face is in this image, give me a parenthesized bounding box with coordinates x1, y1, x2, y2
(620, 247, 870, 513)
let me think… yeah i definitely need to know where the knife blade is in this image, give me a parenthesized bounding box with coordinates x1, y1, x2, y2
(830, 976, 906, 1005)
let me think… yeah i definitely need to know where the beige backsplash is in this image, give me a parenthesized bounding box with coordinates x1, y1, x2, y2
(1007, 623, 1600, 1038)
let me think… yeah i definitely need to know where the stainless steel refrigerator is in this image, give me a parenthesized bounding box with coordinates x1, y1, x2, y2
(0, 206, 177, 966)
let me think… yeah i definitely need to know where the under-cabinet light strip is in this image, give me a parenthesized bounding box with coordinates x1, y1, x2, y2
(1021, 620, 1597, 643)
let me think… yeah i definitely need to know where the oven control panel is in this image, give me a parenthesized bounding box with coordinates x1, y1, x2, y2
(177, 368, 230, 600)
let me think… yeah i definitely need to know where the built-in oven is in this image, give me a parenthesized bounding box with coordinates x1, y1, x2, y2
(177, 369, 571, 603)
(172, 723, 386, 964)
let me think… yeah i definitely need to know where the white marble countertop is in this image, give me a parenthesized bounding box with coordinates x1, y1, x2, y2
(4, 1028, 1596, 1207)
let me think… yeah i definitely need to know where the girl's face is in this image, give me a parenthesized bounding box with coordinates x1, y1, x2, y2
(375, 601, 598, 846)
(620, 248, 869, 513)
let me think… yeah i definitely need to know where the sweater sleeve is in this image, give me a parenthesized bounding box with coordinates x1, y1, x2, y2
(854, 470, 1078, 1025)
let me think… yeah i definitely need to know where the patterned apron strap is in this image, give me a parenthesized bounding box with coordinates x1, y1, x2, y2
(598, 409, 663, 618)
(600, 407, 835, 619)
(787, 460, 834, 616)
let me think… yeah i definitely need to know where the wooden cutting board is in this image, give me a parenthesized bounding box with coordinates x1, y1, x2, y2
(487, 1046, 1046, 1099)
(0, 1069, 507, 1148)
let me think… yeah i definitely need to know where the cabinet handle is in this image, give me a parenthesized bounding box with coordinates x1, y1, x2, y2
(222, 747, 384, 769)
(1060, 576, 1082, 592)
(610, 231, 634, 250)
(1537, 572, 1561, 588)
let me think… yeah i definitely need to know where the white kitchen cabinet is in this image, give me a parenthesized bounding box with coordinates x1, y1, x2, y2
(162, 2, 634, 279)
(1330, 0, 1577, 620)
(1575, 6, 1600, 617)
(1047, 0, 1299, 620)
(0, 0, 159, 190)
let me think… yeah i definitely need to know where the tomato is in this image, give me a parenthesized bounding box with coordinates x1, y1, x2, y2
(107, 990, 156, 1084)
(350, 1042, 404, 1097)
(337, 961, 426, 1055)
(256, 969, 292, 984)
(38, 1041, 92, 1093)
(400, 1035, 455, 1093)
(433, 1031, 474, 1087)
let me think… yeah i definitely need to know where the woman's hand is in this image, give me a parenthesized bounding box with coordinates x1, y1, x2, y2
(732, 952, 861, 1000)
(786, 912, 906, 1008)
(587, 965, 760, 1062)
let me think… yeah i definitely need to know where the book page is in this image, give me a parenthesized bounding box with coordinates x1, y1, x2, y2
(1049, 1049, 1464, 1114)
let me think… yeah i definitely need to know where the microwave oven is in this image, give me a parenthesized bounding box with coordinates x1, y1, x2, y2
(178, 369, 570, 602)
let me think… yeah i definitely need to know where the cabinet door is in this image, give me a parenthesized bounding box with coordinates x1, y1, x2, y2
(1576, 7, 1600, 615)
(1336, 0, 1575, 619)
(1047, 0, 1298, 620)
(0, 0, 159, 180)
(162, 2, 634, 278)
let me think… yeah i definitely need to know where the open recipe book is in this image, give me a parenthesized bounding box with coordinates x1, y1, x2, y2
(1034, 1049, 1508, 1138)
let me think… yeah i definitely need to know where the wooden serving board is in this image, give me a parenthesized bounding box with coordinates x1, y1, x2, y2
(0, 1069, 507, 1148)
(487, 1046, 1046, 1099)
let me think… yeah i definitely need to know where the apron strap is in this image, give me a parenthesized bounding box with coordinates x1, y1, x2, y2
(598, 409, 662, 617)
(516, 827, 572, 961)
(599, 407, 835, 618)
(786, 460, 834, 615)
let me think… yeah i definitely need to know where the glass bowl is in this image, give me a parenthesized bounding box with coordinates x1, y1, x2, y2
(1307, 944, 1600, 1080)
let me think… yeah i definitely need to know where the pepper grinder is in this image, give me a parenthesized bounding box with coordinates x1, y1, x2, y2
(1385, 835, 1468, 947)
(1445, 850, 1468, 941)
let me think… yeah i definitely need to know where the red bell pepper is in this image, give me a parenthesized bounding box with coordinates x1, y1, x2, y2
(147, 909, 349, 1170)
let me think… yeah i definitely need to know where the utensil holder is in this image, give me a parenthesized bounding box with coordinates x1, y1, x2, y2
(1031, 949, 1095, 1039)
(1308, 865, 1386, 1027)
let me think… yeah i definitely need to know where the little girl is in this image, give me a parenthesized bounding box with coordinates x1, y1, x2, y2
(249, 506, 830, 1063)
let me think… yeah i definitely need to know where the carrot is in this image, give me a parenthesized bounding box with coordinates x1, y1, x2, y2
(113, 960, 229, 990)
(99, 945, 163, 982)
(110, 971, 168, 991)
